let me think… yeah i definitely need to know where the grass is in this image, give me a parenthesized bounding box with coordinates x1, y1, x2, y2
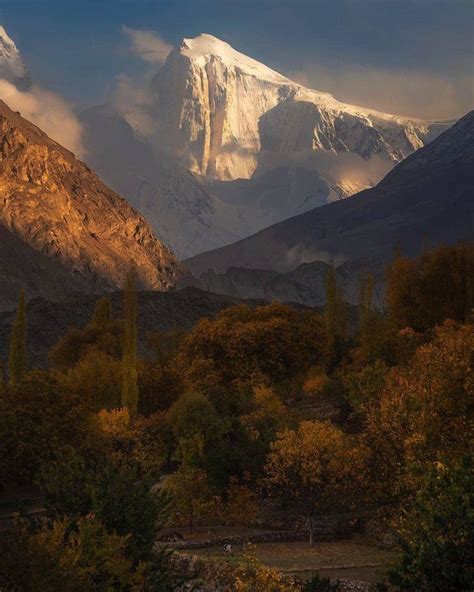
(188, 535, 398, 584)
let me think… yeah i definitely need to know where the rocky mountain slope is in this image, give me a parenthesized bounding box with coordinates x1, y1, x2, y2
(0, 100, 184, 311)
(186, 111, 474, 302)
(82, 34, 452, 258)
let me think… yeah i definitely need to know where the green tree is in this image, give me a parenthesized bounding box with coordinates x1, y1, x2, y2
(122, 270, 139, 416)
(380, 460, 474, 592)
(39, 451, 169, 562)
(8, 289, 27, 384)
(0, 371, 90, 482)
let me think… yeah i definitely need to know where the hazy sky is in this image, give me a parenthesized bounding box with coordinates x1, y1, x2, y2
(1, 0, 473, 118)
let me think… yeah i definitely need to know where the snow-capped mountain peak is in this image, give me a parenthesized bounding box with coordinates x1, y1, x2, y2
(151, 33, 450, 182)
(0, 25, 30, 89)
(178, 33, 293, 85)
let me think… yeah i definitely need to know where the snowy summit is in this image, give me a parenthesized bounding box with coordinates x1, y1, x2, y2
(0, 25, 30, 89)
(151, 33, 450, 181)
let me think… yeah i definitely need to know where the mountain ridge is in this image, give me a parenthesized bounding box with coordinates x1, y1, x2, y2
(82, 33, 453, 258)
(185, 110, 474, 286)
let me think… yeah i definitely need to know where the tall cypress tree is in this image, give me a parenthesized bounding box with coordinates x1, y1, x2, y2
(358, 272, 374, 335)
(324, 265, 346, 346)
(91, 295, 112, 328)
(121, 270, 138, 417)
(8, 289, 27, 384)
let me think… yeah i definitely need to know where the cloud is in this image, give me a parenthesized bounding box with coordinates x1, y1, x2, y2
(108, 73, 155, 138)
(123, 26, 173, 65)
(285, 244, 346, 269)
(289, 62, 473, 120)
(0, 80, 85, 157)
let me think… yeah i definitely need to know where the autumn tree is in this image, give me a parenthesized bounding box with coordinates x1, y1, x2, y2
(8, 289, 27, 384)
(137, 360, 184, 416)
(263, 421, 368, 545)
(163, 466, 220, 527)
(365, 321, 474, 502)
(62, 350, 122, 410)
(49, 315, 122, 371)
(386, 243, 473, 331)
(178, 303, 327, 412)
(121, 270, 138, 416)
(241, 385, 290, 446)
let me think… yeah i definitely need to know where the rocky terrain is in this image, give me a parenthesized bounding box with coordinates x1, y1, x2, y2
(0, 100, 185, 310)
(186, 111, 474, 301)
(178, 259, 381, 307)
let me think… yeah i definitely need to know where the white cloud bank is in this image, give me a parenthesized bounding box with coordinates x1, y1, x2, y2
(0, 79, 85, 157)
(123, 26, 173, 65)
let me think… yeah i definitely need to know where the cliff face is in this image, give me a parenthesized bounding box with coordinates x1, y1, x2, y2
(151, 34, 450, 183)
(0, 100, 185, 309)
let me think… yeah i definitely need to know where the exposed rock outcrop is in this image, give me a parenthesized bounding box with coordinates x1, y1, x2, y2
(0, 100, 185, 310)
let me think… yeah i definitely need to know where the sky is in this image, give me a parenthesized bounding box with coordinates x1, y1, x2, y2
(1, 0, 473, 119)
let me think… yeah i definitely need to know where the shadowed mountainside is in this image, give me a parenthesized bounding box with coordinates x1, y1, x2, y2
(186, 111, 474, 295)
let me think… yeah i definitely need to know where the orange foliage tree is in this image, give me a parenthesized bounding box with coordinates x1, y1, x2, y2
(263, 420, 368, 545)
(365, 321, 474, 502)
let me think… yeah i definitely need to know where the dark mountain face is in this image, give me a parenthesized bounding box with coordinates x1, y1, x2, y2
(0, 288, 265, 369)
(186, 111, 474, 278)
(0, 100, 185, 311)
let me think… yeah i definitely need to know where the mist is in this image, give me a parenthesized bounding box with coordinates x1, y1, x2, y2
(0, 80, 85, 157)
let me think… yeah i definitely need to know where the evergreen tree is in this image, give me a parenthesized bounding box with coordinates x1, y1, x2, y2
(358, 273, 374, 332)
(324, 265, 346, 347)
(121, 271, 138, 416)
(358, 272, 376, 356)
(91, 295, 112, 328)
(8, 289, 27, 384)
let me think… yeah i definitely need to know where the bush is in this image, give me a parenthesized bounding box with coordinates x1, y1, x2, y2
(379, 460, 474, 592)
(38, 450, 168, 561)
(0, 371, 91, 482)
(0, 515, 144, 591)
(303, 574, 340, 591)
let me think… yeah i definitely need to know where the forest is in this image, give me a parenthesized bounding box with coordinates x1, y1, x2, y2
(0, 242, 472, 591)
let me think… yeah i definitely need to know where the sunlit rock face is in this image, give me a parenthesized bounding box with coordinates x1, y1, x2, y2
(151, 34, 450, 185)
(0, 99, 185, 309)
